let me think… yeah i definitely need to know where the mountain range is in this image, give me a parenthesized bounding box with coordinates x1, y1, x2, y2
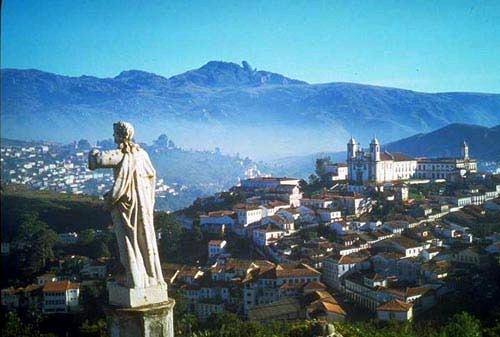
(2, 61, 500, 159)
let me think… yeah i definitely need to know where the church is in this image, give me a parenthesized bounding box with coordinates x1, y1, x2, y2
(347, 137, 417, 185)
(346, 137, 476, 185)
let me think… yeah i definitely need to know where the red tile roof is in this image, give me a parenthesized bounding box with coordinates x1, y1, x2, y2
(43, 280, 79, 292)
(377, 299, 413, 312)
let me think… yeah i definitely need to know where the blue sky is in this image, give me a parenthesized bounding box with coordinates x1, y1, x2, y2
(1, 0, 499, 92)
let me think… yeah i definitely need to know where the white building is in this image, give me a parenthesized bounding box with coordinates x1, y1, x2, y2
(377, 299, 413, 321)
(316, 209, 342, 223)
(208, 240, 227, 258)
(234, 204, 263, 227)
(347, 137, 417, 185)
(323, 163, 349, 181)
(301, 197, 333, 209)
(322, 252, 371, 289)
(347, 137, 477, 184)
(252, 224, 285, 247)
(415, 142, 477, 179)
(42, 281, 80, 314)
(199, 211, 236, 233)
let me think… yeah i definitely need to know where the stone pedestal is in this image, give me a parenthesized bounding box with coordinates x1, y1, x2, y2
(105, 300, 175, 337)
(108, 282, 169, 308)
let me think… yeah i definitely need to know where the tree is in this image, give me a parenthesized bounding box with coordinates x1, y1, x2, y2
(441, 312, 482, 337)
(79, 319, 107, 337)
(156, 212, 183, 261)
(2, 311, 56, 337)
(79, 229, 96, 245)
(87, 238, 111, 259)
(13, 212, 57, 277)
(80, 281, 107, 323)
(315, 157, 331, 178)
(192, 222, 203, 243)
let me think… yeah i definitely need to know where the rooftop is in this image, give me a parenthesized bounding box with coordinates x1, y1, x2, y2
(377, 299, 413, 312)
(43, 280, 79, 292)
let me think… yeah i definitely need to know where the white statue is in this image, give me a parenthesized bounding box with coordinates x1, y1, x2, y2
(89, 122, 165, 291)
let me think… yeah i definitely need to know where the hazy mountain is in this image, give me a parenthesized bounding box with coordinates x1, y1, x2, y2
(2, 61, 500, 159)
(267, 151, 345, 179)
(384, 123, 500, 160)
(269, 123, 500, 178)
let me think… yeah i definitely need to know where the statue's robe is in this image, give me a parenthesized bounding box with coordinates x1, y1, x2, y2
(106, 147, 165, 288)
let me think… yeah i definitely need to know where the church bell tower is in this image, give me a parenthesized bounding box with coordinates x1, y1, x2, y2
(370, 137, 380, 161)
(461, 140, 469, 160)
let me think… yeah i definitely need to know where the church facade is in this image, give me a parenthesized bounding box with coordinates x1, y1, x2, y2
(347, 138, 476, 185)
(347, 137, 417, 185)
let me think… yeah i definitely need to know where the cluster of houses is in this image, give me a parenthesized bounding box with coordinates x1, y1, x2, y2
(199, 177, 376, 249)
(2, 275, 81, 314)
(169, 194, 500, 322)
(1, 254, 109, 315)
(0, 143, 178, 197)
(163, 258, 347, 322)
(3, 137, 500, 325)
(188, 155, 500, 322)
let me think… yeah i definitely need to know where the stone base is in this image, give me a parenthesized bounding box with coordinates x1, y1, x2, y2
(108, 282, 169, 308)
(105, 300, 175, 337)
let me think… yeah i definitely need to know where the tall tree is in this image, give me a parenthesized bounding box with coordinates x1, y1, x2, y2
(442, 312, 482, 337)
(156, 212, 183, 261)
(13, 212, 57, 277)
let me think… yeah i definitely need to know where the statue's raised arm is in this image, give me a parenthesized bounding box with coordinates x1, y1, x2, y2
(88, 148, 124, 170)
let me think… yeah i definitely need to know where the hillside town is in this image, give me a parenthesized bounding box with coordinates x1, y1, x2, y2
(0, 140, 185, 200)
(160, 139, 499, 323)
(3, 137, 499, 329)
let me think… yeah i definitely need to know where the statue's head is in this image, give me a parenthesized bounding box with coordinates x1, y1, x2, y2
(113, 121, 134, 145)
(113, 121, 139, 153)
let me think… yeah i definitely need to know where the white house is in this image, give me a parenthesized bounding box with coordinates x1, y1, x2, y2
(252, 224, 285, 247)
(200, 211, 236, 233)
(261, 214, 295, 233)
(389, 237, 427, 258)
(234, 204, 263, 227)
(208, 240, 227, 258)
(322, 163, 349, 181)
(301, 197, 333, 209)
(322, 252, 371, 289)
(421, 247, 441, 261)
(316, 209, 342, 223)
(37, 273, 58, 286)
(42, 281, 80, 314)
(377, 299, 413, 321)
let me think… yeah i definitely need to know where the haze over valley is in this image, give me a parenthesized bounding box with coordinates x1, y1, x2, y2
(2, 61, 500, 160)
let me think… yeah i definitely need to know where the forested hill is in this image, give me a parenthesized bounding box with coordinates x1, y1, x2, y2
(0, 185, 110, 240)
